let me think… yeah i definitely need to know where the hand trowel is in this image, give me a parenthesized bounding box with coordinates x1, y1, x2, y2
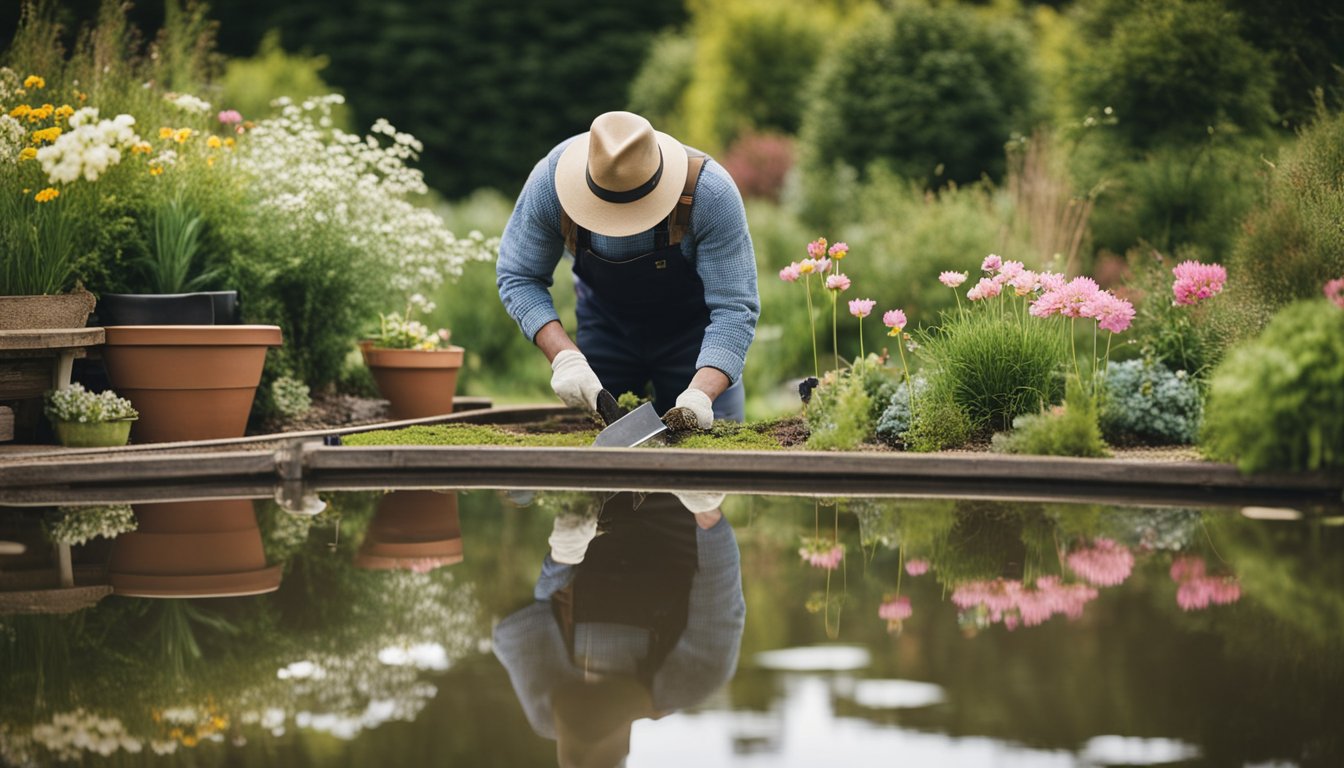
(592, 390, 667, 447)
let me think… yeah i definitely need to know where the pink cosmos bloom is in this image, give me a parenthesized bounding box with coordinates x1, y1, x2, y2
(994, 260, 1025, 286)
(828, 242, 849, 259)
(1324, 277, 1344, 309)
(1058, 277, 1100, 318)
(1038, 271, 1068, 292)
(883, 309, 907, 334)
(1009, 269, 1039, 296)
(1171, 260, 1227, 306)
(939, 271, 968, 288)
(1089, 292, 1136, 333)
(1029, 289, 1067, 318)
(905, 558, 930, 576)
(779, 263, 802, 282)
(1066, 538, 1135, 587)
(217, 109, 243, 124)
(825, 273, 851, 292)
(982, 254, 1002, 272)
(849, 298, 876, 318)
(967, 277, 1002, 301)
(879, 595, 913, 622)
(807, 237, 828, 259)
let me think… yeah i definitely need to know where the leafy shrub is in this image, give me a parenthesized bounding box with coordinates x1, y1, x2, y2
(269, 375, 313, 419)
(805, 368, 871, 450)
(720, 131, 794, 202)
(626, 31, 696, 140)
(1099, 359, 1202, 445)
(993, 378, 1109, 457)
(220, 30, 347, 125)
(1229, 109, 1344, 309)
(902, 390, 973, 453)
(798, 3, 1036, 190)
(1066, 0, 1275, 151)
(1201, 300, 1344, 472)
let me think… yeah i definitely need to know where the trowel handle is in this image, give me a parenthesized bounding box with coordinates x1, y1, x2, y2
(595, 389, 626, 426)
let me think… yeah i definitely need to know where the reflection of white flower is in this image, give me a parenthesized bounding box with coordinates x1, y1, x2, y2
(49, 504, 137, 546)
(277, 660, 327, 681)
(26, 709, 143, 761)
(378, 642, 450, 671)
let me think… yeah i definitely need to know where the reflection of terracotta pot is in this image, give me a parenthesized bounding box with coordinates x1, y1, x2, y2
(108, 499, 281, 598)
(356, 491, 463, 571)
(101, 325, 282, 442)
(360, 343, 464, 419)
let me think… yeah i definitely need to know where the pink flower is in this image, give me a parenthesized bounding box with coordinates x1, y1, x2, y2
(217, 109, 243, 124)
(994, 260, 1025, 286)
(1324, 277, 1344, 309)
(1169, 555, 1206, 583)
(779, 263, 802, 282)
(905, 558, 930, 576)
(1066, 538, 1135, 587)
(951, 577, 1098, 630)
(982, 254, 1002, 272)
(1029, 289, 1066, 318)
(1171, 260, 1227, 306)
(1081, 290, 1136, 332)
(807, 237, 828, 259)
(939, 271, 968, 288)
(814, 257, 832, 274)
(1058, 277, 1100, 318)
(883, 309, 907, 335)
(828, 242, 848, 259)
(1008, 269, 1039, 296)
(799, 539, 845, 570)
(879, 595, 913, 621)
(798, 259, 818, 275)
(1038, 271, 1068, 292)
(849, 298, 876, 318)
(966, 277, 1002, 301)
(1169, 554, 1241, 612)
(825, 273, 851, 292)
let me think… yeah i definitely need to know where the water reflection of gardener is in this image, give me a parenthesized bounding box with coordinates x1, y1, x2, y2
(496, 111, 759, 430)
(493, 491, 745, 768)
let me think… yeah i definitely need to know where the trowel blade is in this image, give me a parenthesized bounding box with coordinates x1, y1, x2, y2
(591, 402, 667, 447)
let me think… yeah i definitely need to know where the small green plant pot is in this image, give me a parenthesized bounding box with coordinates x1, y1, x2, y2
(54, 419, 136, 448)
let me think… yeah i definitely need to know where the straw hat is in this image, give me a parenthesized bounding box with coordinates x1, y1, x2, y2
(555, 111, 689, 238)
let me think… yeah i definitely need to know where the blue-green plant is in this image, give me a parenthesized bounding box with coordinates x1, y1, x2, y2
(1100, 358, 1202, 445)
(875, 375, 928, 448)
(1201, 299, 1344, 472)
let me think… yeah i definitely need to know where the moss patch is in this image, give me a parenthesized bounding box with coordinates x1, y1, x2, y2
(343, 423, 599, 447)
(663, 418, 798, 451)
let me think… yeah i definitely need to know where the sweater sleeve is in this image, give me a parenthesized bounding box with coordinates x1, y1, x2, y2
(496, 146, 569, 341)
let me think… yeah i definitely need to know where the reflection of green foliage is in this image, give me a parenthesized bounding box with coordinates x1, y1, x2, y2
(343, 423, 598, 447)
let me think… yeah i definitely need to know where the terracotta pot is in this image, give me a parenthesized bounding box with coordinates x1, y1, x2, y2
(0, 290, 96, 330)
(101, 325, 282, 442)
(53, 418, 135, 448)
(108, 499, 282, 598)
(360, 342, 464, 419)
(355, 490, 463, 571)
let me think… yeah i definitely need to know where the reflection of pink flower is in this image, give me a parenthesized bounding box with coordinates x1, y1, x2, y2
(879, 595, 912, 621)
(1066, 538, 1135, 586)
(1324, 277, 1344, 309)
(1171, 260, 1226, 305)
(849, 298, 876, 318)
(825, 273, 851, 292)
(939, 271, 968, 288)
(799, 538, 844, 570)
(951, 577, 1098, 630)
(779, 263, 801, 282)
(905, 558, 930, 576)
(982, 254, 1002, 272)
(1169, 554, 1240, 611)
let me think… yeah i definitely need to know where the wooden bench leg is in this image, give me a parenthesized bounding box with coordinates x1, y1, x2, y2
(52, 350, 76, 390)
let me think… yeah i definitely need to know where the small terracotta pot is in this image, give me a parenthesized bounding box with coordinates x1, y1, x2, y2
(101, 325, 282, 442)
(54, 418, 135, 448)
(108, 499, 282, 598)
(360, 343, 464, 419)
(355, 490, 463, 571)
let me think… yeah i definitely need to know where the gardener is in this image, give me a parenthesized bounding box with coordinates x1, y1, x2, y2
(496, 111, 759, 429)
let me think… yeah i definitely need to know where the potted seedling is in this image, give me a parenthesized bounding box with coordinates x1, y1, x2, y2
(44, 383, 139, 447)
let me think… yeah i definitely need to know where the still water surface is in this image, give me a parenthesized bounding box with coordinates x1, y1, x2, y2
(1, 490, 1340, 767)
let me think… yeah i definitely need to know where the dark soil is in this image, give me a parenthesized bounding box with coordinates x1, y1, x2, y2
(256, 392, 393, 435)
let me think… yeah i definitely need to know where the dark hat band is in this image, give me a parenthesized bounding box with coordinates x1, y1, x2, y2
(586, 149, 664, 204)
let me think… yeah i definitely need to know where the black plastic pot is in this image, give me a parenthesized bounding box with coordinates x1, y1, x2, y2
(93, 291, 240, 326)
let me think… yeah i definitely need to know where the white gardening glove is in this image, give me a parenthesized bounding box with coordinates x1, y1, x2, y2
(672, 491, 726, 514)
(662, 388, 713, 432)
(550, 349, 604, 412)
(549, 512, 599, 565)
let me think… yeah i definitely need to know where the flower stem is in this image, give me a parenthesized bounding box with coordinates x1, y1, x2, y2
(858, 319, 865, 361)
(831, 294, 839, 371)
(805, 277, 819, 379)
(896, 336, 914, 416)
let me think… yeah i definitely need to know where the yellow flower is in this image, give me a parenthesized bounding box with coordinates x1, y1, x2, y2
(131, 141, 152, 154)
(34, 187, 60, 203)
(76, 91, 87, 103)
(54, 104, 74, 120)
(8, 104, 30, 119)
(223, 137, 235, 149)
(30, 126, 61, 144)
(206, 155, 216, 167)
(206, 135, 222, 149)
(23, 75, 45, 89)
(159, 127, 174, 140)
(149, 165, 164, 176)
(27, 105, 52, 122)
(18, 147, 37, 161)
(174, 128, 193, 143)
(182, 736, 198, 748)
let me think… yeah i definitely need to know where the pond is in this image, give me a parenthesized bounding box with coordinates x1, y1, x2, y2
(1, 489, 1340, 767)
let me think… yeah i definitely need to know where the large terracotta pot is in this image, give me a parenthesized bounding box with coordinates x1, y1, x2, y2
(0, 289, 96, 330)
(355, 490, 463, 571)
(108, 499, 281, 598)
(101, 325, 282, 442)
(360, 342, 464, 419)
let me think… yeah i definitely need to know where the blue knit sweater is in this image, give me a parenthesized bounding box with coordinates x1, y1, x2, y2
(496, 137, 760, 383)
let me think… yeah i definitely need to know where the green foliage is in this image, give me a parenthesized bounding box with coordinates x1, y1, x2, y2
(343, 423, 598, 447)
(668, 419, 786, 451)
(1066, 0, 1276, 151)
(269, 375, 312, 418)
(902, 388, 973, 452)
(805, 368, 871, 450)
(917, 299, 1068, 434)
(1223, 0, 1344, 129)
(220, 30, 344, 124)
(142, 192, 216, 293)
(1100, 359, 1202, 445)
(1201, 300, 1344, 473)
(0, 181, 82, 295)
(1230, 109, 1344, 309)
(626, 30, 695, 140)
(798, 3, 1036, 193)
(993, 378, 1110, 457)
(615, 391, 646, 412)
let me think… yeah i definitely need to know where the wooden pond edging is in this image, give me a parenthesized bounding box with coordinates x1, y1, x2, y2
(0, 400, 1339, 510)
